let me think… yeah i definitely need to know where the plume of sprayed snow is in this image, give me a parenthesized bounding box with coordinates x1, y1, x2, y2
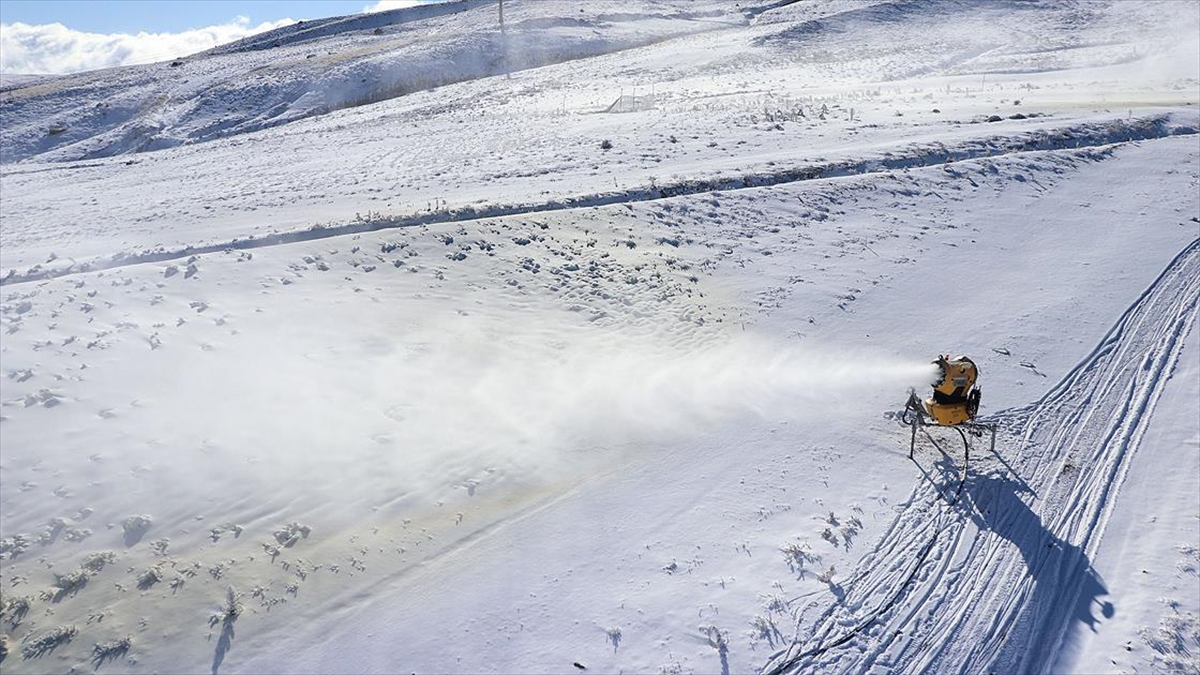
(457, 335, 938, 449)
(140, 318, 936, 518)
(303, 325, 942, 508)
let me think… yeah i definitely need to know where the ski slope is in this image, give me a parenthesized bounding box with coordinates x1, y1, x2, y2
(1, 1, 1198, 673)
(766, 239, 1200, 674)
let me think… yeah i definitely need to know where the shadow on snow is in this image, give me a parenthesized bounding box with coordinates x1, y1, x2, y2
(960, 470, 1112, 670)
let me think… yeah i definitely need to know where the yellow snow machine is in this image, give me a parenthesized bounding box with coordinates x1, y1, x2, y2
(903, 355, 996, 464)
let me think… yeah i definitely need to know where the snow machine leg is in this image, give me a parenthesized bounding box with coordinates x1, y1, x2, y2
(960, 421, 996, 457)
(908, 418, 994, 482)
(954, 425, 969, 481)
(909, 414, 919, 459)
(904, 390, 923, 460)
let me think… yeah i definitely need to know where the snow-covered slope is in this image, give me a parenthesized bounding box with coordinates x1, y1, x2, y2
(2, 0, 1197, 278)
(0, 0, 730, 165)
(1, 1, 1197, 673)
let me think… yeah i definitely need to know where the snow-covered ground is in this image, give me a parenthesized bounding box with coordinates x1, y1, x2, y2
(1, 1, 1197, 673)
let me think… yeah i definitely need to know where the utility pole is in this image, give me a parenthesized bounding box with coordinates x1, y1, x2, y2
(499, 0, 509, 78)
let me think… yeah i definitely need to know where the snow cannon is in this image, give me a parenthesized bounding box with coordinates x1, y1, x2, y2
(925, 354, 981, 425)
(902, 355, 995, 469)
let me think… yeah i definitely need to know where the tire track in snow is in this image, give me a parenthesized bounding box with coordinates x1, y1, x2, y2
(3, 116, 1193, 287)
(764, 237, 1200, 675)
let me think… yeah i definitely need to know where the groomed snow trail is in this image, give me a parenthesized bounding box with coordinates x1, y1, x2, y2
(765, 237, 1200, 675)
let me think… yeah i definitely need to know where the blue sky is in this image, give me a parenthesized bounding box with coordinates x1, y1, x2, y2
(0, 1, 382, 34)
(0, 0, 444, 74)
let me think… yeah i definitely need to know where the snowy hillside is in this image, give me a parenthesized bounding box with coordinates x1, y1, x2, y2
(0, 1, 729, 165)
(1, 1, 1198, 673)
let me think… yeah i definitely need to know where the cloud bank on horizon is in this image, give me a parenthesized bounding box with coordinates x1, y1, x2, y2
(0, 16, 296, 75)
(0, 1, 424, 75)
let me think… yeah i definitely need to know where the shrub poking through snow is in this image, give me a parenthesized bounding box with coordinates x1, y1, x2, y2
(1139, 611, 1200, 673)
(273, 522, 312, 548)
(92, 635, 132, 668)
(21, 625, 77, 659)
(816, 565, 837, 584)
(2, 595, 32, 626)
(700, 624, 728, 651)
(53, 569, 89, 598)
(122, 514, 152, 538)
(210, 586, 243, 628)
(137, 565, 164, 590)
(749, 614, 782, 647)
(81, 551, 115, 573)
(781, 541, 820, 578)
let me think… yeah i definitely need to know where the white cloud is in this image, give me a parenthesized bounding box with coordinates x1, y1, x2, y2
(362, 1, 426, 13)
(0, 16, 296, 75)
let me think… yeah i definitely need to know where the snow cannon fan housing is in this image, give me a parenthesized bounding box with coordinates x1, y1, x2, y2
(903, 355, 995, 465)
(925, 355, 981, 426)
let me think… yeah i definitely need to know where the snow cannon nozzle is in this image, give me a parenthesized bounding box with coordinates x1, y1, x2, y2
(903, 354, 982, 426)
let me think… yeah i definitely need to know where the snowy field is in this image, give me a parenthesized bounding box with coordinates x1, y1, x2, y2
(1, 1, 1198, 673)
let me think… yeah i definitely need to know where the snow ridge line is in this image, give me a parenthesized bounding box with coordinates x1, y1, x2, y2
(2, 115, 1192, 287)
(762, 237, 1200, 675)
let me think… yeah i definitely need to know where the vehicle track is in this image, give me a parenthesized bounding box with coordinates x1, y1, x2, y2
(764, 237, 1200, 675)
